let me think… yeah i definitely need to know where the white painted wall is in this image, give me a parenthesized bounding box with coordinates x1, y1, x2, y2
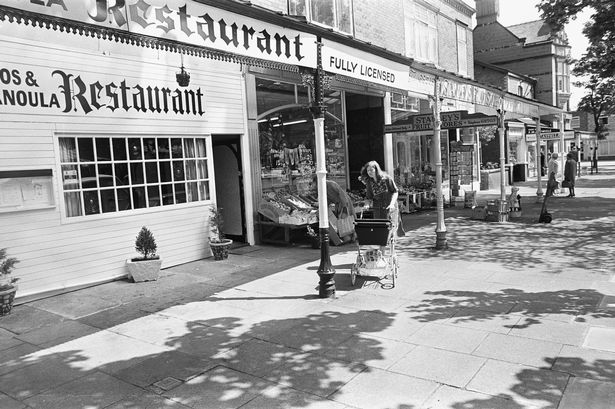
(0, 24, 246, 298)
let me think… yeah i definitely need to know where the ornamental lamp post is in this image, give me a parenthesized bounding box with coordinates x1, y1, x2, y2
(303, 37, 335, 298)
(430, 77, 447, 250)
(497, 105, 508, 222)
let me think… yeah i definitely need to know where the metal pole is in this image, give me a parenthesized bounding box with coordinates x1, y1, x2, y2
(560, 112, 565, 176)
(535, 116, 544, 200)
(498, 104, 508, 222)
(311, 38, 335, 298)
(432, 78, 447, 249)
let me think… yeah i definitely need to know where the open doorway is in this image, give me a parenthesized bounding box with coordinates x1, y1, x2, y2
(212, 134, 246, 243)
(345, 92, 384, 190)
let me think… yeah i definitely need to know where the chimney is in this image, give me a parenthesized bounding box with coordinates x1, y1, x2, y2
(476, 0, 499, 25)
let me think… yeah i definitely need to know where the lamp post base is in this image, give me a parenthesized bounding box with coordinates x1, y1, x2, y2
(317, 228, 335, 298)
(435, 231, 448, 250)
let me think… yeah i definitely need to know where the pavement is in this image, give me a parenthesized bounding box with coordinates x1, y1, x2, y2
(1, 161, 615, 409)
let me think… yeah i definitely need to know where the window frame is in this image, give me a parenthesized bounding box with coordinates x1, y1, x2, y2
(405, 2, 438, 65)
(55, 133, 214, 223)
(287, 0, 354, 35)
(456, 23, 468, 76)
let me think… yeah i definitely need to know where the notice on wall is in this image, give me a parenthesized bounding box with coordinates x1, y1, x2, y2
(0, 174, 55, 212)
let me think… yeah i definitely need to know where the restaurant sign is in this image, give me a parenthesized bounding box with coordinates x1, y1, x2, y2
(0, 0, 317, 68)
(0, 64, 206, 117)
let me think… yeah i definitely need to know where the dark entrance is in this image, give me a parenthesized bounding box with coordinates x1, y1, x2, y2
(212, 134, 246, 243)
(345, 92, 384, 190)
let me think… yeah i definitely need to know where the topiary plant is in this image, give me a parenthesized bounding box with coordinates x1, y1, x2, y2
(134, 226, 158, 260)
(0, 248, 19, 291)
(209, 207, 226, 243)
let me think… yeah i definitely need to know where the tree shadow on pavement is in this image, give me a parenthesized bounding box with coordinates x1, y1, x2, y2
(406, 287, 614, 328)
(0, 305, 397, 408)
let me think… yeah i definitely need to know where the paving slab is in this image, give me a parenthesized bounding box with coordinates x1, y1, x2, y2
(583, 326, 615, 353)
(466, 359, 569, 409)
(472, 332, 563, 368)
(406, 322, 489, 354)
(558, 377, 615, 409)
(320, 332, 416, 369)
(163, 365, 275, 409)
(329, 367, 439, 409)
(420, 384, 536, 409)
(509, 318, 589, 346)
(389, 345, 486, 388)
(553, 345, 615, 383)
(240, 385, 348, 409)
(264, 352, 366, 398)
(22, 371, 142, 409)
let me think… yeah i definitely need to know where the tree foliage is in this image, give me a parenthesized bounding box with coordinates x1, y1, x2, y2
(575, 77, 615, 139)
(537, 0, 615, 78)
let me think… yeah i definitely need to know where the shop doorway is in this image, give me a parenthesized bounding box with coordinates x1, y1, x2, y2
(345, 93, 384, 190)
(212, 134, 246, 243)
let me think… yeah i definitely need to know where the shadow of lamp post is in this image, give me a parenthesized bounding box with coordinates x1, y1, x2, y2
(301, 37, 335, 298)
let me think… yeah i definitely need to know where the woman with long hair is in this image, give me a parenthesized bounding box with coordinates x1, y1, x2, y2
(360, 161, 399, 227)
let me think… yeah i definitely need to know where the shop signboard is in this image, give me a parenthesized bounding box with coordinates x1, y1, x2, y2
(0, 0, 318, 68)
(384, 111, 498, 133)
(526, 130, 575, 141)
(0, 62, 207, 118)
(321, 40, 410, 90)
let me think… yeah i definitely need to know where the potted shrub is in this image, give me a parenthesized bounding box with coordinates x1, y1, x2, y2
(0, 248, 19, 316)
(126, 226, 162, 282)
(209, 207, 233, 260)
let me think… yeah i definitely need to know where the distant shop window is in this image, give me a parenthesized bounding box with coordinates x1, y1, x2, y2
(405, 2, 438, 64)
(456, 24, 468, 76)
(58, 136, 210, 218)
(288, 0, 353, 34)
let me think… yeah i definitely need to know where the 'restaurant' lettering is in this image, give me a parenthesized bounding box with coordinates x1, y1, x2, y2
(87, 0, 305, 62)
(51, 70, 205, 116)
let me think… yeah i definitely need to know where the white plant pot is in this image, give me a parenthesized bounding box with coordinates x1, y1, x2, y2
(126, 258, 162, 282)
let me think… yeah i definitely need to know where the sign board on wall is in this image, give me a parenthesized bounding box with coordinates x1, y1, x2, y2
(526, 131, 575, 141)
(322, 41, 410, 90)
(0, 0, 317, 68)
(384, 111, 498, 133)
(0, 63, 207, 118)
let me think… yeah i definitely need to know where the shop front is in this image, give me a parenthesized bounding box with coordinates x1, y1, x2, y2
(0, 0, 317, 299)
(248, 40, 410, 244)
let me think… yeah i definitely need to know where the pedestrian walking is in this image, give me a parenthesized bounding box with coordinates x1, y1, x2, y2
(547, 152, 560, 195)
(563, 153, 577, 197)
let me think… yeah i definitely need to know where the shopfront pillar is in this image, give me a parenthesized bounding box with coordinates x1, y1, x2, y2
(383, 92, 394, 173)
(535, 116, 544, 201)
(560, 112, 566, 175)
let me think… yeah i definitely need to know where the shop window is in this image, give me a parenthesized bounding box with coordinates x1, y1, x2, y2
(288, 0, 353, 34)
(256, 77, 346, 200)
(58, 136, 210, 218)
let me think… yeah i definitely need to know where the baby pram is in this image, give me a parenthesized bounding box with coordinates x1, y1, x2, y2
(350, 218, 398, 287)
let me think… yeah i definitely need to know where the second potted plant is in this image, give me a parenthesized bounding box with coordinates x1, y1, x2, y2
(126, 226, 162, 282)
(0, 248, 19, 316)
(209, 207, 233, 260)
